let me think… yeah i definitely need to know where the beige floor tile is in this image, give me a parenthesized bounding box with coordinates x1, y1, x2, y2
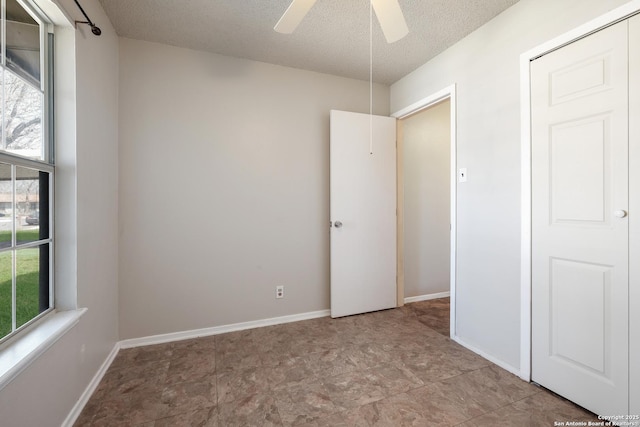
(370, 363, 424, 396)
(410, 298, 450, 317)
(74, 298, 603, 427)
(393, 349, 465, 383)
(431, 365, 535, 413)
(218, 393, 283, 427)
(429, 340, 492, 372)
(275, 382, 340, 426)
(166, 352, 216, 384)
(302, 407, 371, 427)
(119, 343, 174, 365)
(417, 313, 450, 336)
(466, 365, 540, 403)
(267, 355, 319, 390)
(217, 366, 272, 404)
(97, 360, 170, 400)
(170, 336, 216, 358)
(154, 406, 219, 427)
(322, 369, 388, 410)
(360, 392, 431, 426)
(216, 347, 263, 373)
(460, 390, 598, 427)
(306, 347, 360, 378)
(91, 391, 167, 426)
(513, 390, 597, 420)
(159, 379, 217, 418)
(344, 343, 394, 371)
(407, 381, 487, 425)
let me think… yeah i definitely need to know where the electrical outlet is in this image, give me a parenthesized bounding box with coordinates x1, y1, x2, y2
(276, 285, 284, 299)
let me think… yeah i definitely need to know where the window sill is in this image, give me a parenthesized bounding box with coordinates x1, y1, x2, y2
(0, 308, 87, 391)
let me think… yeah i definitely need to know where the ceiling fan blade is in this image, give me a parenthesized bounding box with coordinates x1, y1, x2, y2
(274, 0, 318, 34)
(371, 0, 409, 43)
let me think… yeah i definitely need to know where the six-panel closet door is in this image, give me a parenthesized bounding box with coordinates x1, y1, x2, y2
(531, 16, 639, 416)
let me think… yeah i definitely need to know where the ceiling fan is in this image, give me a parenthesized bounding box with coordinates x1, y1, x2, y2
(274, 0, 409, 43)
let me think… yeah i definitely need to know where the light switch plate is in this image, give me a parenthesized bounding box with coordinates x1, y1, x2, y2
(459, 168, 467, 182)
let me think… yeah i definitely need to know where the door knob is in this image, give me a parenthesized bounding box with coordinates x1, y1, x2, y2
(334, 221, 343, 228)
(614, 210, 627, 218)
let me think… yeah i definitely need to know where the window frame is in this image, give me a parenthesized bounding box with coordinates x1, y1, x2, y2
(0, 0, 54, 346)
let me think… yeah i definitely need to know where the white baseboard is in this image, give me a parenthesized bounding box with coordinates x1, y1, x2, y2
(62, 342, 121, 427)
(404, 291, 450, 304)
(119, 309, 331, 349)
(62, 308, 331, 425)
(452, 335, 523, 379)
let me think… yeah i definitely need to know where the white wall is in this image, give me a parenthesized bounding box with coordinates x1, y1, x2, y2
(402, 100, 450, 298)
(74, 0, 120, 385)
(391, 0, 631, 370)
(0, 0, 119, 425)
(118, 38, 390, 339)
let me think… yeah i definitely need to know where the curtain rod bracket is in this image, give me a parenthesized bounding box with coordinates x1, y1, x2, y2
(73, 0, 101, 36)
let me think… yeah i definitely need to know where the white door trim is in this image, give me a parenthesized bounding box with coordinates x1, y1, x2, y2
(520, 0, 640, 382)
(392, 84, 457, 339)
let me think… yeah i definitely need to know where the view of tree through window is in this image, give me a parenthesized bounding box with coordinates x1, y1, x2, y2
(0, 0, 52, 342)
(1, 0, 44, 160)
(1, 71, 43, 157)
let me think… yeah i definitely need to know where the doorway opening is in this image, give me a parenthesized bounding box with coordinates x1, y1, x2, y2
(392, 85, 457, 338)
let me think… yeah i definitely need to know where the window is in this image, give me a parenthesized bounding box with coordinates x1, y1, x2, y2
(0, 0, 53, 343)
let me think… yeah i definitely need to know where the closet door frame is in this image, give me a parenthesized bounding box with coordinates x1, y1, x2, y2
(520, 0, 640, 385)
(628, 13, 640, 417)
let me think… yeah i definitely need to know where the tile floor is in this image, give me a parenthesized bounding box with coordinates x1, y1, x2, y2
(74, 298, 597, 426)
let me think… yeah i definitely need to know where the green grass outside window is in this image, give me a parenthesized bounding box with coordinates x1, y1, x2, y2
(0, 244, 43, 339)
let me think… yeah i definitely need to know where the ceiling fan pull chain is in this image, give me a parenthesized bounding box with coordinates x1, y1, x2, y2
(370, 0, 374, 155)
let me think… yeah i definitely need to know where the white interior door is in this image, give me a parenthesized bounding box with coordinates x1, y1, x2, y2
(531, 21, 629, 415)
(330, 110, 396, 318)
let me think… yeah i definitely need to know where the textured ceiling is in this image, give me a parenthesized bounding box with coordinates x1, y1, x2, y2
(98, 0, 519, 85)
